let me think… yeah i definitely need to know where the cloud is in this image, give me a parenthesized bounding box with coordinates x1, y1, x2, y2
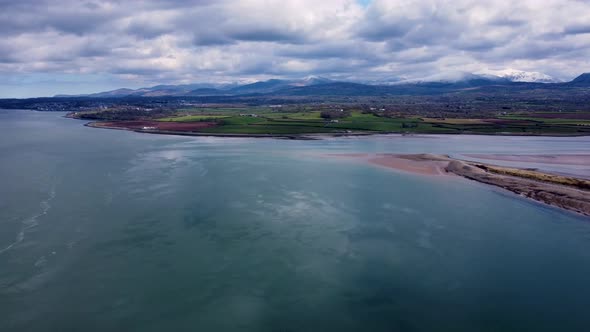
(0, 0, 589, 97)
(564, 24, 590, 35)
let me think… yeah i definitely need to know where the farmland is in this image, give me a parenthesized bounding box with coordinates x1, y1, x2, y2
(59, 96, 590, 137)
(124, 107, 590, 136)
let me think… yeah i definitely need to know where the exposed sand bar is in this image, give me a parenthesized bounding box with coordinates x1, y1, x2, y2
(327, 153, 590, 217)
(464, 154, 590, 166)
(329, 153, 452, 176)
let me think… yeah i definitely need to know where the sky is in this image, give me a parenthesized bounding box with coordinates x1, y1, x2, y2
(1, 0, 590, 97)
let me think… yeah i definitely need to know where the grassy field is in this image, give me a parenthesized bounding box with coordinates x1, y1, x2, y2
(151, 108, 590, 135)
(498, 116, 590, 126)
(157, 115, 230, 122)
(421, 118, 490, 125)
(175, 107, 262, 114)
(477, 164, 590, 190)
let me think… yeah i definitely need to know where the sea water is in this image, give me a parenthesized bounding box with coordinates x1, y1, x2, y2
(1, 109, 589, 331)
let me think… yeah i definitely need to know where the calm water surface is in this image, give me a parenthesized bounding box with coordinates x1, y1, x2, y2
(1, 109, 590, 331)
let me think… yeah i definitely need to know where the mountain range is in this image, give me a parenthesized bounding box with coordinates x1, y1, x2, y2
(54, 72, 590, 98)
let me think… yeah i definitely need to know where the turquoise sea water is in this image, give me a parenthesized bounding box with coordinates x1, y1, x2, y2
(1, 109, 590, 331)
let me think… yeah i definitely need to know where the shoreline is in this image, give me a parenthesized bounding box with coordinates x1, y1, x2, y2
(84, 118, 590, 216)
(84, 122, 374, 140)
(463, 154, 590, 166)
(327, 153, 590, 217)
(328, 153, 453, 176)
(83, 120, 590, 139)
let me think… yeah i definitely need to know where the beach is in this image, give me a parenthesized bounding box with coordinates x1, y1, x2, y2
(329, 153, 451, 176)
(327, 153, 590, 216)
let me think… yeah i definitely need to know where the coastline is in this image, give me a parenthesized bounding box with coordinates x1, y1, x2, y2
(327, 153, 590, 217)
(463, 154, 590, 166)
(85, 118, 590, 216)
(85, 121, 374, 140)
(328, 153, 452, 176)
(83, 120, 590, 139)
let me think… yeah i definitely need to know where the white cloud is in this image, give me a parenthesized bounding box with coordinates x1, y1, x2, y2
(0, 0, 589, 96)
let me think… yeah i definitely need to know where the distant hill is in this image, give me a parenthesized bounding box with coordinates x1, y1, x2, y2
(52, 72, 589, 98)
(228, 79, 292, 94)
(228, 76, 334, 94)
(570, 73, 590, 85)
(58, 83, 234, 98)
(477, 69, 560, 83)
(276, 82, 382, 96)
(392, 72, 508, 85)
(187, 88, 227, 96)
(59, 76, 334, 98)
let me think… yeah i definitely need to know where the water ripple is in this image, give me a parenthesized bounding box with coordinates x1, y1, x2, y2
(0, 186, 56, 255)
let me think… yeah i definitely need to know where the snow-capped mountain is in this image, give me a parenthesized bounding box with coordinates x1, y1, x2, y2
(390, 71, 506, 85)
(477, 69, 560, 83)
(295, 75, 333, 86)
(377, 69, 562, 85)
(55, 70, 590, 98)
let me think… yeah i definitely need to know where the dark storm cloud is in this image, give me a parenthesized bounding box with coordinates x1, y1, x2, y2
(563, 24, 590, 35)
(228, 28, 305, 43)
(0, 1, 119, 35)
(192, 32, 236, 46)
(125, 21, 175, 40)
(111, 65, 170, 76)
(358, 20, 414, 41)
(489, 17, 528, 27)
(452, 38, 503, 52)
(277, 43, 378, 60)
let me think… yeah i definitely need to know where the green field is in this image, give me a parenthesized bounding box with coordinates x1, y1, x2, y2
(157, 115, 230, 122)
(498, 115, 590, 126)
(152, 109, 590, 136)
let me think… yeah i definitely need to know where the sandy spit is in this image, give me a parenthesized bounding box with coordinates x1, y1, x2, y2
(326, 153, 590, 217)
(464, 154, 590, 166)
